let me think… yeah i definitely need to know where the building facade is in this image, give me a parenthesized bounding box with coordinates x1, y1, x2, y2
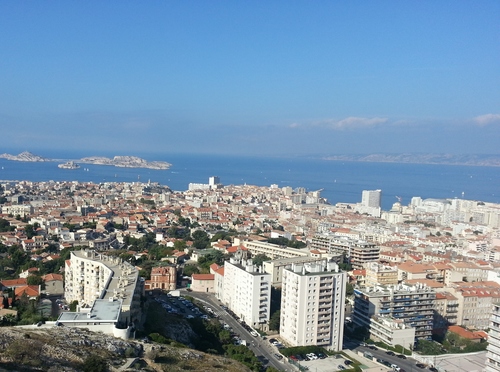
(280, 261, 347, 351)
(146, 265, 177, 291)
(64, 250, 142, 332)
(353, 283, 436, 342)
(486, 303, 500, 372)
(222, 254, 271, 331)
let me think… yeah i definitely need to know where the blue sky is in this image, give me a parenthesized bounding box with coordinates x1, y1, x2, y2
(0, 1, 499, 157)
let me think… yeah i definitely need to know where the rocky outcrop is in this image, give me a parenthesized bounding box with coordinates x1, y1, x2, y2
(79, 156, 171, 169)
(0, 151, 50, 162)
(0, 326, 249, 372)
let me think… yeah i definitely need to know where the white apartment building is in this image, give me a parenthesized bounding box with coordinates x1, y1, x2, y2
(222, 254, 271, 331)
(362, 189, 382, 208)
(1, 204, 33, 217)
(353, 283, 436, 342)
(263, 256, 329, 286)
(311, 235, 380, 269)
(486, 303, 500, 372)
(239, 239, 309, 260)
(64, 250, 142, 332)
(369, 316, 415, 350)
(280, 261, 347, 351)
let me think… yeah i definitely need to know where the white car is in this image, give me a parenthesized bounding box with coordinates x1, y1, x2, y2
(250, 331, 259, 337)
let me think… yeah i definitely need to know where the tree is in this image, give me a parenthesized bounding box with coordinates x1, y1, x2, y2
(174, 240, 187, 251)
(346, 283, 354, 296)
(218, 329, 232, 344)
(269, 310, 280, 331)
(27, 275, 43, 286)
(24, 224, 36, 239)
(183, 264, 200, 277)
(192, 230, 210, 249)
(69, 300, 78, 312)
(252, 254, 271, 267)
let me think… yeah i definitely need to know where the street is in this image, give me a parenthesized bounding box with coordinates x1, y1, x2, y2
(186, 291, 294, 371)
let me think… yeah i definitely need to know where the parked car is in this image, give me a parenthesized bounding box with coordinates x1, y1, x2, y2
(274, 353, 283, 360)
(416, 363, 426, 369)
(290, 355, 298, 361)
(397, 354, 407, 359)
(386, 351, 395, 356)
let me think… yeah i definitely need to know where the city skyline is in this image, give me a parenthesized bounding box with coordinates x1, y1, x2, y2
(1, 2, 499, 156)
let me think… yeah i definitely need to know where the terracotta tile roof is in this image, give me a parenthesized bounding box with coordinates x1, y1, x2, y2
(15, 285, 39, 298)
(42, 273, 63, 282)
(448, 325, 486, 340)
(192, 274, 215, 281)
(1, 278, 27, 287)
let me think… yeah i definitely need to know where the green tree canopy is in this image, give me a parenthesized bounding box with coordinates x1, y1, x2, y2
(269, 310, 280, 331)
(252, 253, 271, 267)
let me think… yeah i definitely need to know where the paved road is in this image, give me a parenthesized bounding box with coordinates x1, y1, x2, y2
(186, 291, 295, 372)
(350, 343, 428, 372)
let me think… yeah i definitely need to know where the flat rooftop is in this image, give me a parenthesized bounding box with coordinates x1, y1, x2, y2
(72, 250, 139, 307)
(58, 299, 121, 323)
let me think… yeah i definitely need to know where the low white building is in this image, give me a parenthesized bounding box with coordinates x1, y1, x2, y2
(369, 316, 415, 350)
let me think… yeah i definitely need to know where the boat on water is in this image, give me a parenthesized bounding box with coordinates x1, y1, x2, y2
(58, 161, 80, 170)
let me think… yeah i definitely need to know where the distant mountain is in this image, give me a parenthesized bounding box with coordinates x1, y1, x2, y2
(323, 153, 500, 167)
(0, 151, 50, 162)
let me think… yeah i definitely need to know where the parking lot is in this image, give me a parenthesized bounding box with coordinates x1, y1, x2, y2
(285, 352, 355, 372)
(154, 294, 207, 319)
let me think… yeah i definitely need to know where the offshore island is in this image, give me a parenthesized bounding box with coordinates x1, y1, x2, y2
(2, 151, 500, 168)
(0, 151, 171, 170)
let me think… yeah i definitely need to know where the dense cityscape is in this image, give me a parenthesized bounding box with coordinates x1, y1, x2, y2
(0, 176, 498, 371)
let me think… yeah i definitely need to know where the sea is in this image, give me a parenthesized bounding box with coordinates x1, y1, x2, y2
(0, 151, 499, 211)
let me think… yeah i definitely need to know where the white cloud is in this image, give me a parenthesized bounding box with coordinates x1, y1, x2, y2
(289, 122, 300, 128)
(474, 114, 500, 126)
(327, 116, 388, 129)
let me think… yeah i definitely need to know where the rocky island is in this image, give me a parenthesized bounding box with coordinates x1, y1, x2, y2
(0, 151, 49, 162)
(0, 152, 171, 170)
(58, 161, 80, 169)
(79, 156, 171, 170)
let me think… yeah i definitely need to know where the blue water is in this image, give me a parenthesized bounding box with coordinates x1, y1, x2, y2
(0, 152, 499, 210)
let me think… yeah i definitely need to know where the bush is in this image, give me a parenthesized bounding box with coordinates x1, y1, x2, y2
(280, 345, 327, 357)
(124, 347, 136, 357)
(82, 355, 108, 372)
(149, 332, 169, 344)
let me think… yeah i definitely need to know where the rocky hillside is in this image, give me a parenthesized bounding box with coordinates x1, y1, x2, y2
(0, 326, 250, 372)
